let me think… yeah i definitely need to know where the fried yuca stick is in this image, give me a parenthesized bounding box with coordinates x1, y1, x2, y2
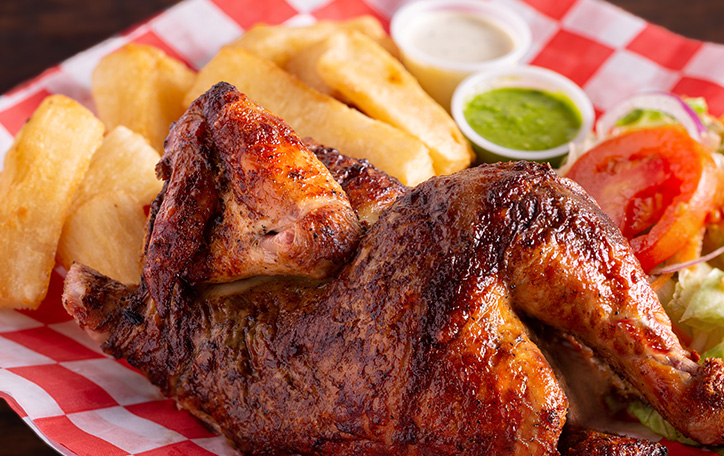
(92, 43, 195, 153)
(185, 47, 435, 186)
(57, 126, 163, 284)
(312, 31, 474, 176)
(284, 42, 348, 101)
(58, 191, 147, 285)
(70, 125, 162, 213)
(229, 15, 399, 67)
(0, 95, 104, 309)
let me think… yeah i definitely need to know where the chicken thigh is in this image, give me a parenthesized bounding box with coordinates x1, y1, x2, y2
(504, 173, 724, 444)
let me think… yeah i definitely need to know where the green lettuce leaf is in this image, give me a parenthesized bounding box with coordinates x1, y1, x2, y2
(628, 401, 699, 446)
(639, 264, 724, 452)
(629, 401, 724, 454)
(704, 340, 724, 360)
(616, 108, 677, 129)
(665, 264, 724, 353)
(614, 96, 724, 153)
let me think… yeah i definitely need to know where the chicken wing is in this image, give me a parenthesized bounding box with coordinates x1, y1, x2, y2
(144, 82, 362, 313)
(559, 426, 667, 456)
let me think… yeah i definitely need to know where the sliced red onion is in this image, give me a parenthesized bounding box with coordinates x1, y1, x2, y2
(596, 91, 709, 144)
(650, 244, 724, 275)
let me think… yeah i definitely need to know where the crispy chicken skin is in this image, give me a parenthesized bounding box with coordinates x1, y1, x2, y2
(500, 173, 724, 445)
(64, 264, 566, 455)
(144, 82, 361, 313)
(305, 139, 408, 226)
(559, 426, 667, 456)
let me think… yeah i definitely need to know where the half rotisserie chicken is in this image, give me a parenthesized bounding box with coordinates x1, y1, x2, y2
(63, 82, 724, 454)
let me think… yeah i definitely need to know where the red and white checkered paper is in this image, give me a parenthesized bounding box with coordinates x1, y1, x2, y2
(2, 0, 724, 454)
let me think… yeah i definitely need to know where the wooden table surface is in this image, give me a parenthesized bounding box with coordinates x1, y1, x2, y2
(1, 0, 724, 454)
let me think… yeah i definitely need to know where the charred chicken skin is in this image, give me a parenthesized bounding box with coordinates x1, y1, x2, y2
(304, 139, 407, 226)
(63, 83, 724, 454)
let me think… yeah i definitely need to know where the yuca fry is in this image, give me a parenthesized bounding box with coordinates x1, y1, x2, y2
(58, 126, 162, 282)
(284, 43, 347, 101)
(313, 31, 474, 176)
(58, 192, 147, 284)
(0, 95, 104, 309)
(229, 15, 399, 67)
(71, 125, 162, 212)
(185, 47, 435, 186)
(92, 43, 195, 152)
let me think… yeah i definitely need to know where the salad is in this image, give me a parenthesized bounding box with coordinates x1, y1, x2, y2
(562, 92, 724, 451)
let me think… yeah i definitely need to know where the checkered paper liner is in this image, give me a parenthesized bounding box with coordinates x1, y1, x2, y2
(2, 0, 724, 454)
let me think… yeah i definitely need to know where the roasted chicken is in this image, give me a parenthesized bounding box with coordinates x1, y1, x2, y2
(63, 83, 724, 454)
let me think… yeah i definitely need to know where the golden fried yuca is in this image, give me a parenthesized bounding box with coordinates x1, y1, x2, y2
(91, 43, 195, 152)
(0, 95, 104, 309)
(71, 125, 162, 212)
(229, 15, 399, 67)
(185, 47, 435, 186)
(58, 191, 147, 285)
(58, 125, 162, 281)
(284, 43, 347, 101)
(314, 31, 474, 176)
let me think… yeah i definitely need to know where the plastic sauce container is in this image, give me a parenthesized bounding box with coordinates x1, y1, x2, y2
(451, 65, 594, 167)
(391, 0, 531, 111)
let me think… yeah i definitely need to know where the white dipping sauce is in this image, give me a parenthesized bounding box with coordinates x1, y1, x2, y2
(404, 11, 515, 64)
(391, 1, 530, 111)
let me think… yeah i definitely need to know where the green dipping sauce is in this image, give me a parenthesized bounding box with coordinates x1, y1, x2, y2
(463, 87, 582, 151)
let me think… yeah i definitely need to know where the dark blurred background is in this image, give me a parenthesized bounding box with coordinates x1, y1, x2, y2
(0, 0, 180, 93)
(2, 0, 724, 94)
(1, 0, 724, 454)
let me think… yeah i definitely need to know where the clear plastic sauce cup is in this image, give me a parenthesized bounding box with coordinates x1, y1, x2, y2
(391, 0, 532, 112)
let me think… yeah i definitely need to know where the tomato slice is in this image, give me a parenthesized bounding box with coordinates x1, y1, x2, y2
(566, 125, 721, 273)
